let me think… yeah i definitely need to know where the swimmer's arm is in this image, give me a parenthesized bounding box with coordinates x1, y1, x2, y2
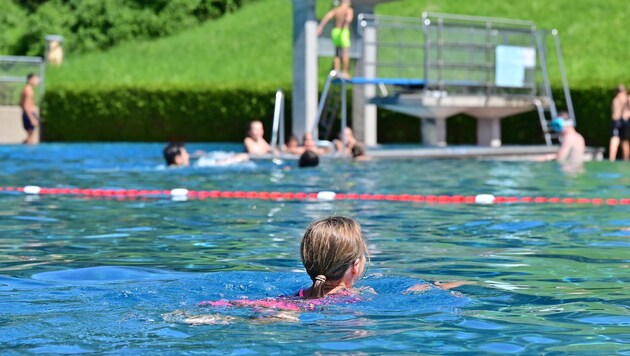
(404, 281, 473, 294)
(317, 10, 336, 36)
(252, 311, 300, 324)
(162, 310, 237, 325)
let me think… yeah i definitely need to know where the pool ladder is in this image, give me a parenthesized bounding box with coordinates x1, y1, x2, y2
(270, 89, 286, 152)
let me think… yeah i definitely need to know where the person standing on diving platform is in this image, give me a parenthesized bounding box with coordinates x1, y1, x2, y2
(317, 0, 354, 79)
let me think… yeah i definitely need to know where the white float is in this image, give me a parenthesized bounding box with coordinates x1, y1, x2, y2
(317, 191, 336, 201)
(474, 194, 496, 205)
(23, 185, 41, 195)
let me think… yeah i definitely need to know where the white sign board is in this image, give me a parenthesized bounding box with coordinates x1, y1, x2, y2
(495, 46, 536, 88)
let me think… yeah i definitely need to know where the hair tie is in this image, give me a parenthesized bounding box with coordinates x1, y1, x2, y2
(315, 275, 326, 283)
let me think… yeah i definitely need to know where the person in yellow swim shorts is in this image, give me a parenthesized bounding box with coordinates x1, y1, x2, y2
(317, 0, 354, 79)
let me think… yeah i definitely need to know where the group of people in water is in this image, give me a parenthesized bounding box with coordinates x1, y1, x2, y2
(163, 120, 368, 168)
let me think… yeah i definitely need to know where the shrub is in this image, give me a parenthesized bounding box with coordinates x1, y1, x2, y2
(42, 83, 289, 142)
(11, 0, 252, 55)
(43, 84, 615, 148)
(0, 0, 27, 54)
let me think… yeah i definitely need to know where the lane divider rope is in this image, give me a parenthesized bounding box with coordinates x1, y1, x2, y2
(0, 186, 627, 206)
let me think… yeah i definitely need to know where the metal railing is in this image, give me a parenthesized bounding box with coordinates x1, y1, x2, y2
(0, 55, 45, 106)
(422, 12, 540, 99)
(270, 89, 285, 152)
(311, 71, 348, 156)
(355, 12, 574, 146)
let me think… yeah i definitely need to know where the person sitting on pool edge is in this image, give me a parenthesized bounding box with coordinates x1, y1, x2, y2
(334, 127, 357, 156)
(163, 142, 190, 167)
(298, 150, 319, 168)
(244, 120, 273, 155)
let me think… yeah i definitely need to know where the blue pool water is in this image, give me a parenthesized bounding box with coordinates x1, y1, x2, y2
(1, 143, 629, 354)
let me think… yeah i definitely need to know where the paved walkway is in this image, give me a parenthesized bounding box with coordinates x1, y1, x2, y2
(0, 105, 39, 144)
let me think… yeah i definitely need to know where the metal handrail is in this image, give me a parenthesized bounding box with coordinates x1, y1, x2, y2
(423, 12, 535, 28)
(534, 99, 554, 146)
(535, 30, 557, 118)
(270, 89, 285, 151)
(0, 55, 43, 63)
(552, 29, 576, 125)
(311, 70, 337, 134)
(310, 70, 349, 157)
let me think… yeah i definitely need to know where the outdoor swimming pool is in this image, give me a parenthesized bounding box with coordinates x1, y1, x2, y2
(1, 143, 629, 354)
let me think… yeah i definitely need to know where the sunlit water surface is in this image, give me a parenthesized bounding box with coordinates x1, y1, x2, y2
(0, 143, 629, 354)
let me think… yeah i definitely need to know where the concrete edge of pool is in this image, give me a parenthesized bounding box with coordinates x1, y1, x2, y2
(249, 145, 605, 161)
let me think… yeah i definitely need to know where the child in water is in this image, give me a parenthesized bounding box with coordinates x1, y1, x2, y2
(299, 216, 465, 298)
(164, 216, 466, 324)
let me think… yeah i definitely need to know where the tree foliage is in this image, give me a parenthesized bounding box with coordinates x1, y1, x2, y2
(0, 0, 251, 55)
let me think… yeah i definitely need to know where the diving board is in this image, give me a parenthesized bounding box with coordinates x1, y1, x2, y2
(333, 77, 426, 86)
(332, 77, 516, 89)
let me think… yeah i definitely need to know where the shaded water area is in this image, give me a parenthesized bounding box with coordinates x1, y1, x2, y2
(1, 143, 629, 354)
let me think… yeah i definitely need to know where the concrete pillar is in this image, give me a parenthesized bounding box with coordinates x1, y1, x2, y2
(352, 8, 378, 146)
(292, 0, 318, 139)
(421, 118, 447, 146)
(477, 118, 501, 147)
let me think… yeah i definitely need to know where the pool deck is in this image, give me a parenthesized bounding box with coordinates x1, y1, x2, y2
(367, 145, 605, 161)
(254, 145, 605, 161)
(0, 105, 40, 144)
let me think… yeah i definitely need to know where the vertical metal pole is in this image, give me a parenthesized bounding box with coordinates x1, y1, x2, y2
(535, 30, 557, 118)
(552, 29, 576, 124)
(292, 0, 318, 140)
(280, 97, 285, 150)
(39, 58, 45, 105)
(341, 79, 347, 157)
(486, 21, 492, 98)
(271, 89, 283, 150)
(437, 16, 443, 92)
(422, 13, 430, 92)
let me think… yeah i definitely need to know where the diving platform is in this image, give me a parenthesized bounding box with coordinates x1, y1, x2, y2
(294, 6, 573, 149)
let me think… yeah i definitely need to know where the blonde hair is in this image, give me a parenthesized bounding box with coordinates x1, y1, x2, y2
(300, 216, 368, 299)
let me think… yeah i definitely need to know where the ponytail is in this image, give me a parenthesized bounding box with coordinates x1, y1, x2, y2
(306, 275, 327, 299)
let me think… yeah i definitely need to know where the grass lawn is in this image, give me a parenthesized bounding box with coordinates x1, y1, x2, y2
(47, 0, 630, 88)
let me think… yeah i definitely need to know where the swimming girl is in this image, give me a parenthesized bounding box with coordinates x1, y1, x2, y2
(164, 216, 467, 324)
(298, 216, 367, 298)
(299, 216, 466, 297)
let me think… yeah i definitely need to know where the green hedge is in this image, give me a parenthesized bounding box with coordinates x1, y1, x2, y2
(43, 85, 614, 147)
(43, 84, 288, 142)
